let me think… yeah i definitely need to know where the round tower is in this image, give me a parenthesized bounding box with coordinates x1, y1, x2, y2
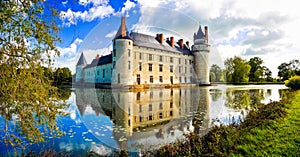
(111, 17, 134, 86)
(75, 52, 87, 82)
(192, 25, 210, 85)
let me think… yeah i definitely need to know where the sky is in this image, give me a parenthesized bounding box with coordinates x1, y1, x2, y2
(53, 0, 300, 77)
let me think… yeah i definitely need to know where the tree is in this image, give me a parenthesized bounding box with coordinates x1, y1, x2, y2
(53, 67, 72, 86)
(224, 56, 251, 84)
(0, 1, 67, 147)
(248, 57, 263, 82)
(285, 75, 300, 90)
(210, 64, 223, 82)
(278, 59, 300, 81)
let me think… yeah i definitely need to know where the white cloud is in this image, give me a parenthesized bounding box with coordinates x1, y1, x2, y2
(105, 30, 117, 38)
(60, 0, 114, 27)
(133, 0, 300, 77)
(120, 0, 136, 15)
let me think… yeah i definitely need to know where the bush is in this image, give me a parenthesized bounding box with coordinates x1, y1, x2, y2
(285, 75, 300, 90)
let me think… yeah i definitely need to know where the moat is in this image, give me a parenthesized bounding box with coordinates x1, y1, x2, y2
(0, 84, 287, 156)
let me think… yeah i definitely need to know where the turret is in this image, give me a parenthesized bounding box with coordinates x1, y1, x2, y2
(75, 52, 87, 82)
(111, 16, 134, 86)
(192, 25, 210, 85)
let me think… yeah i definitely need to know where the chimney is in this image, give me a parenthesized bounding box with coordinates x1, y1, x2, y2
(156, 33, 164, 44)
(121, 16, 126, 37)
(170, 36, 174, 47)
(95, 54, 100, 59)
(178, 39, 184, 49)
(204, 26, 208, 44)
(186, 41, 190, 48)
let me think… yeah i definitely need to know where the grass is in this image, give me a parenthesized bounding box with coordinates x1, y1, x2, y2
(151, 90, 300, 156)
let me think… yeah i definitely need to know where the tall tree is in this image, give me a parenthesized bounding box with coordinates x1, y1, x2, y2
(278, 59, 300, 81)
(248, 57, 263, 82)
(0, 0, 67, 147)
(210, 64, 223, 82)
(225, 56, 251, 83)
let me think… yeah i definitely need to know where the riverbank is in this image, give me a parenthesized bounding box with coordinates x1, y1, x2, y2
(151, 90, 300, 156)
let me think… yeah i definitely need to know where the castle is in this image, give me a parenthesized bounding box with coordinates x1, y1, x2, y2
(75, 17, 210, 88)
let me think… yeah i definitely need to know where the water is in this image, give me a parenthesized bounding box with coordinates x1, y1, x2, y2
(0, 84, 287, 156)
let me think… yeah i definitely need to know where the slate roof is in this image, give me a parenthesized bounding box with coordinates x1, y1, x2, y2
(76, 53, 87, 66)
(194, 25, 205, 40)
(84, 54, 112, 69)
(129, 32, 192, 55)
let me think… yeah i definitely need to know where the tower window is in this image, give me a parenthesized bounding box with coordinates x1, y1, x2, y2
(137, 92, 140, 100)
(159, 112, 163, 119)
(170, 102, 173, 108)
(170, 57, 173, 63)
(179, 58, 181, 64)
(159, 64, 163, 72)
(159, 103, 163, 109)
(139, 104, 142, 112)
(148, 63, 152, 71)
(159, 56, 163, 62)
(149, 54, 153, 61)
(139, 62, 142, 71)
(128, 41, 131, 45)
(139, 53, 142, 60)
(128, 61, 131, 70)
(128, 49, 131, 57)
(170, 65, 173, 72)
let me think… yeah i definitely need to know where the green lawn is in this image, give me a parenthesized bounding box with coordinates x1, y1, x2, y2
(232, 90, 300, 156)
(153, 90, 300, 156)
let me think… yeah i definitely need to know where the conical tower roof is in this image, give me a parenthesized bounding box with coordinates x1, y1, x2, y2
(114, 16, 129, 39)
(76, 52, 87, 66)
(194, 25, 205, 40)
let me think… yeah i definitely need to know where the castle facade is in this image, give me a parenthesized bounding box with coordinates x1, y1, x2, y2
(75, 17, 210, 88)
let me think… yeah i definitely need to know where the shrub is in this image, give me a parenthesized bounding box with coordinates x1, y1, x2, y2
(285, 75, 300, 90)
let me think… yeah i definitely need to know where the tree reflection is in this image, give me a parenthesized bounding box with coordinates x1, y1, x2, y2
(225, 89, 265, 110)
(210, 89, 222, 102)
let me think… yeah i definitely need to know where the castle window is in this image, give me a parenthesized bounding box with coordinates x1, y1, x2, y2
(150, 76, 153, 83)
(128, 49, 131, 57)
(179, 66, 182, 73)
(128, 61, 131, 70)
(185, 59, 187, 65)
(139, 62, 142, 71)
(137, 92, 140, 100)
(189, 60, 192, 64)
(97, 70, 100, 76)
(185, 67, 187, 73)
(128, 120, 130, 126)
(139, 53, 142, 60)
(170, 65, 173, 72)
(149, 104, 152, 111)
(128, 41, 131, 45)
(139, 104, 142, 112)
(179, 58, 181, 64)
(159, 91, 163, 98)
(170, 102, 173, 108)
(159, 112, 163, 119)
(159, 56, 163, 62)
(170, 110, 173, 116)
(159, 64, 163, 72)
(148, 63, 152, 71)
(149, 54, 153, 61)
(139, 116, 142, 122)
(184, 77, 187, 83)
(117, 73, 120, 84)
(170, 89, 173, 97)
(190, 76, 193, 82)
(159, 103, 163, 109)
(179, 76, 182, 82)
(103, 69, 105, 78)
(159, 76, 163, 83)
(190, 67, 192, 73)
(170, 57, 173, 63)
(149, 115, 153, 121)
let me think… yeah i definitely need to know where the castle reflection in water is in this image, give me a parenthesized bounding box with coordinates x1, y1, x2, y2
(75, 87, 210, 151)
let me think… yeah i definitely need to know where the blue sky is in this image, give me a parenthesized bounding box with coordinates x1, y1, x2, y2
(52, 0, 300, 77)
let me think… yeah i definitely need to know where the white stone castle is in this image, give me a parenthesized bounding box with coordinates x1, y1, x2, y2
(75, 17, 210, 88)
